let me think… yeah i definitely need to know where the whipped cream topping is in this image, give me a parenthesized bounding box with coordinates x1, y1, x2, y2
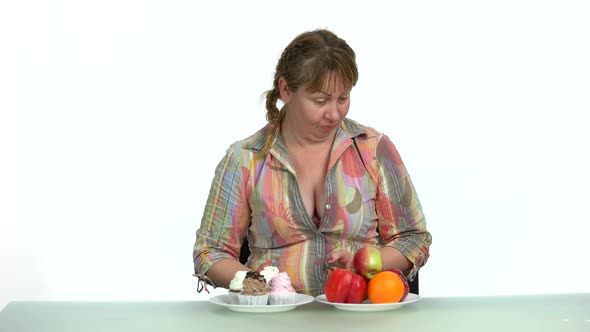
(229, 270, 248, 291)
(260, 266, 279, 283)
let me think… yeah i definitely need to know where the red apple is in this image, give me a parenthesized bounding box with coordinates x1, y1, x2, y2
(352, 246, 383, 280)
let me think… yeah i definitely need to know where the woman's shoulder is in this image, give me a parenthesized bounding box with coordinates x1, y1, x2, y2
(343, 117, 402, 158)
(224, 124, 271, 157)
(342, 118, 384, 143)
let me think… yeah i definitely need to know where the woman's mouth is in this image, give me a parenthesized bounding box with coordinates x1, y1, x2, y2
(319, 125, 337, 132)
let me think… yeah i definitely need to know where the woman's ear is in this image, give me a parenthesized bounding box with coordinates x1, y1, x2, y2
(278, 76, 291, 103)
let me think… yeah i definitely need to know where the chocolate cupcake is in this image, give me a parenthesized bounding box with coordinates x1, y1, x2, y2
(238, 271, 269, 305)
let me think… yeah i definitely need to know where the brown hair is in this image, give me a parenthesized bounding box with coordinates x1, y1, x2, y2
(257, 29, 359, 158)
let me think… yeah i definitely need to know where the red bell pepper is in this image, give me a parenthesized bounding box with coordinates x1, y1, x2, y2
(324, 268, 367, 304)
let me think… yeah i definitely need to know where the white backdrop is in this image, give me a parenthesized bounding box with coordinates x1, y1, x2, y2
(1, 1, 589, 311)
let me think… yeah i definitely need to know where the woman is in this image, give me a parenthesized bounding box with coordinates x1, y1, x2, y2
(193, 29, 431, 296)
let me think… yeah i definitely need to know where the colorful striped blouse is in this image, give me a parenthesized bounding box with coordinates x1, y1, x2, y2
(193, 118, 431, 296)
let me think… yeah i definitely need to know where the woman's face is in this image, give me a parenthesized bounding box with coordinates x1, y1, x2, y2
(280, 73, 351, 143)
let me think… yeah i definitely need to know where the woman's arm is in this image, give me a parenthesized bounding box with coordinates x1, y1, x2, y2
(373, 134, 432, 279)
(205, 259, 252, 289)
(378, 246, 412, 274)
(193, 145, 253, 287)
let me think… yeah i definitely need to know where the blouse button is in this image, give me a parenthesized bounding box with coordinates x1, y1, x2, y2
(325, 204, 331, 210)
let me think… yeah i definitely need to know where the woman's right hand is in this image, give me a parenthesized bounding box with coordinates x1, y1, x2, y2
(327, 249, 354, 271)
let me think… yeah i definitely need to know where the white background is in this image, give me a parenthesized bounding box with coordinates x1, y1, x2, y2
(1, 1, 589, 311)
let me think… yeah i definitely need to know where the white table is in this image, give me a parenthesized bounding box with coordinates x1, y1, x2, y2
(0, 293, 588, 332)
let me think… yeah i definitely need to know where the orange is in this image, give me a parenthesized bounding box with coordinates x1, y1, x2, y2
(367, 271, 407, 304)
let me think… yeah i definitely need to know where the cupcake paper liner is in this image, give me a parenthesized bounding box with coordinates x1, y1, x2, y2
(227, 290, 240, 304)
(269, 293, 296, 305)
(238, 294, 269, 305)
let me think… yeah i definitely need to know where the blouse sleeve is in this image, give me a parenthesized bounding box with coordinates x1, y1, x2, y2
(373, 134, 432, 280)
(193, 145, 252, 274)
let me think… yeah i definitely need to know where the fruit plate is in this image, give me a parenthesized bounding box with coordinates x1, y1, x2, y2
(209, 293, 314, 313)
(314, 293, 421, 312)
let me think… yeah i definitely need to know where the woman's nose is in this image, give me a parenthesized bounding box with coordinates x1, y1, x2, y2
(324, 102, 340, 121)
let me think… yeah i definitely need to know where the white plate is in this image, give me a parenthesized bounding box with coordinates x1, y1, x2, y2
(209, 293, 314, 313)
(315, 293, 421, 312)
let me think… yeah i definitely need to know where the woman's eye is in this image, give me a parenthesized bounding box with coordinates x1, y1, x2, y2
(315, 99, 327, 104)
(338, 97, 349, 103)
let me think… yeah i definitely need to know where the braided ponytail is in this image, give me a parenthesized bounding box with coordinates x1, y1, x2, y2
(265, 87, 281, 124)
(257, 84, 284, 159)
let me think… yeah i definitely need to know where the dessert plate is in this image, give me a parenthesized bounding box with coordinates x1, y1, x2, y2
(314, 293, 421, 312)
(209, 293, 314, 313)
